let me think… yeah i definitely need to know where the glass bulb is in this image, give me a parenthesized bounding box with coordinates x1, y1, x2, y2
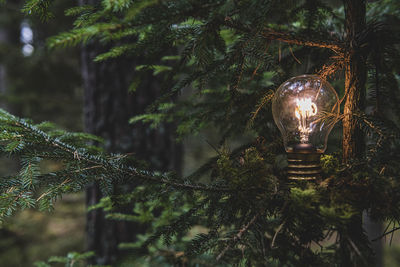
(272, 75, 339, 153)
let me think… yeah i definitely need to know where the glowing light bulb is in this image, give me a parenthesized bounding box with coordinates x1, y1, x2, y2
(271, 75, 339, 179)
(272, 75, 339, 153)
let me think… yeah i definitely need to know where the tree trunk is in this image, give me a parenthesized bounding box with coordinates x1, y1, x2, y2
(80, 3, 182, 265)
(342, 1, 382, 267)
(341, 0, 366, 266)
(82, 44, 182, 265)
(342, 0, 366, 163)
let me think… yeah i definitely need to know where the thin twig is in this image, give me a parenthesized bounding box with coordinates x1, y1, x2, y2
(73, 165, 103, 173)
(216, 212, 261, 261)
(271, 201, 289, 248)
(204, 139, 221, 156)
(36, 178, 71, 201)
(271, 218, 286, 248)
(248, 90, 274, 128)
(347, 237, 368, 266)
(251, 42, 270, 80)
(289, 46, 301, 64)
(372, 226, 400, 242)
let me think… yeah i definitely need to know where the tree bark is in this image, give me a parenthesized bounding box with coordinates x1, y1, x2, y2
(341, 1, 367, 266)
(342, 0, 366, 163)
(81, 43, 182, 265)
(342, 1, 382, 267)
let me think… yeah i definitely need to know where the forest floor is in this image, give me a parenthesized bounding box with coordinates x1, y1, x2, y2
(0, 193, 85, 266)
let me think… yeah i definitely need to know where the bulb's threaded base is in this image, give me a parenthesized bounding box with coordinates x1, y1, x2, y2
(287, 150, 321, 180)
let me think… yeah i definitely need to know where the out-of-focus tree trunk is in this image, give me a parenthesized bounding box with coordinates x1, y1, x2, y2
(80, 3, 182, 266)
(81, 43, 182, 265)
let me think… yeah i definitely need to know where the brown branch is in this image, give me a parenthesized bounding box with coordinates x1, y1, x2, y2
(222, 18, 343, 53)
(261, 28, 344, 54)
(317, 56, 345, 79)
(289, 46, 302, 64)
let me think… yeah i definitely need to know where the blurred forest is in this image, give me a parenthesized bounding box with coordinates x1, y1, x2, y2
(0, 1, 85, 265)
(0, 0, 399, 266)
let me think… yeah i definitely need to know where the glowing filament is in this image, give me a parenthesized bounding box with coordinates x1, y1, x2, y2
(294, 98, 317, 143)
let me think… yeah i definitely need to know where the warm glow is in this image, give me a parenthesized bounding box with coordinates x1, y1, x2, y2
(294, 98, 317, 143)
(295, 98, 317, 119)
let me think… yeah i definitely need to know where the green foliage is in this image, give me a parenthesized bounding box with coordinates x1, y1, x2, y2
(6, 0, 400, 265)
(22, 0, 54, 21)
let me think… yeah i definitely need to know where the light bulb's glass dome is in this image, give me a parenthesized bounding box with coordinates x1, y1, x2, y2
(272, 75, 339, 153)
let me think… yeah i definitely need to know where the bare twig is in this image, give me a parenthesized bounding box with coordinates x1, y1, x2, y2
(289, 46, 301, 64)
(271, 218, 286, 248)
(271, 200, 289, 248)
(372, 226, 400, 242)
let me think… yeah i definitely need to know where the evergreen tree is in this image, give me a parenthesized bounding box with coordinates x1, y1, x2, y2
(1, 0, 400, 266)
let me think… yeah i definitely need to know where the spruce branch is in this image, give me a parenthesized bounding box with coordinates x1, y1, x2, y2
(0, 109, 231, 193)
(248, 90, 274, 129)
(222, 18, 344, 53)
(260, 28, 344, 54)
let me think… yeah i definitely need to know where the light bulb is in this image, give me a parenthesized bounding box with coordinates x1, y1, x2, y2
(272, 75, 339, 179)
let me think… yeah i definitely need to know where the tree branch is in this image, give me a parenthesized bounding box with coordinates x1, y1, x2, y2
(222, 18, 344, 54)
(5, 114, 232, 193)
(260, 28, 344, 53)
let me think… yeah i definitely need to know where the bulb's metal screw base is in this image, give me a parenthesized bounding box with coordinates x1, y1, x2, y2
(287, 150, 321, 180)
